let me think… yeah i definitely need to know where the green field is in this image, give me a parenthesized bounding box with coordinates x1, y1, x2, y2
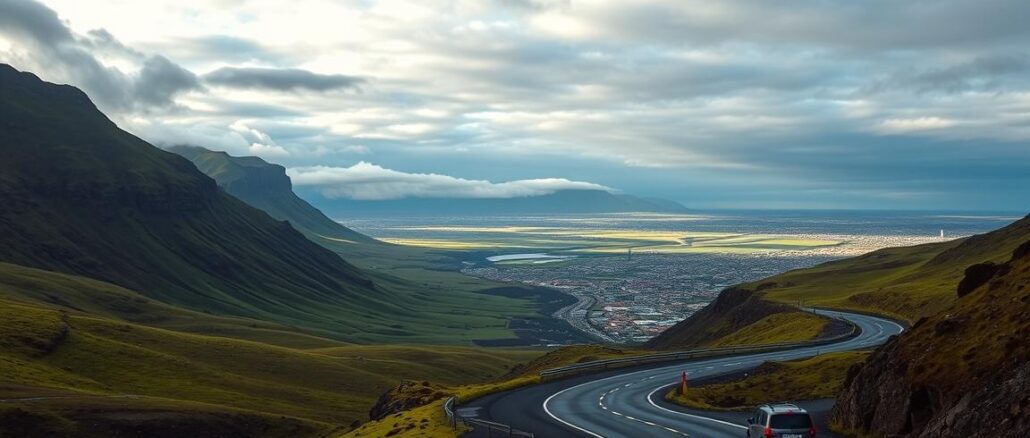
(0, 264, 546, 436)
(375, 226, 842, 255)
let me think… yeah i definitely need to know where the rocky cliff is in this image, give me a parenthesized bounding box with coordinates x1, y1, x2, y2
(831, 240, 1030, 437)
(170, 145, 375, 243)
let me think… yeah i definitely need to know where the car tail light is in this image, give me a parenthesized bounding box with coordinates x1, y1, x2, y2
(763, 426, 773, 438)
(809, 425, 818, 437)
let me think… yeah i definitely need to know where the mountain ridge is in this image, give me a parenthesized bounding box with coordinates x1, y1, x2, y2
(169, 145, 375, 243)
(0, 63, 434, 341)
(300, 188, 689, 217)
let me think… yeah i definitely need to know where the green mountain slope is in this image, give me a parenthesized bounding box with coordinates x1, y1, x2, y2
(832, 240, 1030, 436)
(168, 145, 375, 244)
(0, 64, 548, 344)
(649, 214, 1029, 349)
(165, 145, 592, 346)
(0, 267, 540, 436)
(752, 213, 1030, 322)
(0, 64, 408, 339)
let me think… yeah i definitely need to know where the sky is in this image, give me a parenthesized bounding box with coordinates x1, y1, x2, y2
(1, 0, 1028, 210)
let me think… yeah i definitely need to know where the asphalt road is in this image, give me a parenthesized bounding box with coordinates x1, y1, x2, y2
(459, 309, 904, 437)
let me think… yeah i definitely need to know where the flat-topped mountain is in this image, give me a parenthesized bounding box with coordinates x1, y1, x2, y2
(170, 145, 375, 243)
(302, 188, 689, 217)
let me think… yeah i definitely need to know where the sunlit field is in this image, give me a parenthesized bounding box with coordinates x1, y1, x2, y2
(364, 213, 980, 257)
(378, 225, 852, 255)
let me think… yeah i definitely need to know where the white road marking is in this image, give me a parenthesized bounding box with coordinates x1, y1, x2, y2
(543, 386, 605, 438)
(540, 312, 902, 438)
(645, 385, 748, 430)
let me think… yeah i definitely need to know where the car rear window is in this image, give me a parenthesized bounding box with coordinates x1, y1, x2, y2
(770, 413, 812, 428)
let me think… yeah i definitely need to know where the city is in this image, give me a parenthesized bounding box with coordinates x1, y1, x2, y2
(463, 252, 838, 343)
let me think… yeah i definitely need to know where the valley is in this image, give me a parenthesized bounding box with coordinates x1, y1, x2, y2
(346, 211, 1014, 343)
(0, 3, 1027, 434)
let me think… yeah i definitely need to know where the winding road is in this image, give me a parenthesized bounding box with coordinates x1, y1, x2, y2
(459, 309, 904, 437)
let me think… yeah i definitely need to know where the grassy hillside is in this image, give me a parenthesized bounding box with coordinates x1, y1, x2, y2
(665, 352, 868, 411)
(168, 146, 591, 346)
(0, 268, 542, 436)
(645, 286, 834, 349)
(651, 214, 1028, 350)
(338, 345, 643, 438)
(0, 63, 553, 345)
(705, 311, 828, 347)
(169, 145, 375, 244)
(832, 239, 1030, 436)
(751, 214, 1029, 322)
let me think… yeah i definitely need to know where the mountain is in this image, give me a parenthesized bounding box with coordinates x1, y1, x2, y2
(647, 214, 1029, 436)
(0, 264, 538, 436)
(0, 63, 444, 340)
(300, 188, 689, 217)
(832, 239, 1029, 437)
(0, 63, 588, 346)
(650, 214, 1030, 349)
(168, 145, 375, 244)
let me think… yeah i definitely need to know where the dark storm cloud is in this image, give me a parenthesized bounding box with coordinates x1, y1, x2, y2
(0, 0, 199, 110)
(203, 67, 364, 92)
(134, 56, 202, 106)
(887, 54, 1030, 94)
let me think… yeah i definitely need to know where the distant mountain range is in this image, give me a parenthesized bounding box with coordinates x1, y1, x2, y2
(300, 188, 688, 217)
(169, 145, 376, 244)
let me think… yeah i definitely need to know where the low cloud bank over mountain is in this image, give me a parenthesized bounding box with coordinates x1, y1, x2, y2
(288, 162, 612, 200)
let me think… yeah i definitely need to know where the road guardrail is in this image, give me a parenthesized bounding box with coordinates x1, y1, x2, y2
(538, 314, 859, 381)
(444, 396, 534, 437)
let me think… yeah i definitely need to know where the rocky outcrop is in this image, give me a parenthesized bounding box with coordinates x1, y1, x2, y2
(831, 241, 1030, 437)
(368, 381, 448, 421)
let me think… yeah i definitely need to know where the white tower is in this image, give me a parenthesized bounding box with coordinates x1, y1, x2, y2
(940, 229, 945, 238)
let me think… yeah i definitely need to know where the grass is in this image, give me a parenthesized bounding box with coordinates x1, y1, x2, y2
(706, 312, 829, 347)
(664, 352, 869, 411)
(0, 252, 550, 436)
(336, 345, 640, 438)
(0, 293, 542, 435)
(749, 214, 1028, 322)
(1, 67, 552, 347)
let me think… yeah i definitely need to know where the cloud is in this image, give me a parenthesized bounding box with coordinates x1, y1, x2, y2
(4, 0, 1029, 209)
(134, 55, 201, 106)
(287, 162, 612, 200)
(0, 0, 199, 110)
(342, 145, 371, 154)
(203, 67, 364, 92)
(877, 117, 958, 134)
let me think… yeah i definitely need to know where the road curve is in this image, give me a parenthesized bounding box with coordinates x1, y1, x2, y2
(459, 309, 904, 437)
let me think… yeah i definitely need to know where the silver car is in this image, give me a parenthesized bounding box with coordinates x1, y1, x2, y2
(746, 403, 817, 438)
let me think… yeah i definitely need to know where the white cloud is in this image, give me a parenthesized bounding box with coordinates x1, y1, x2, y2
(248, 142, 290, 157)
(287, 162, 612, 200)
(3, 0, 1029, 208)
(877, 117, 958, 133)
